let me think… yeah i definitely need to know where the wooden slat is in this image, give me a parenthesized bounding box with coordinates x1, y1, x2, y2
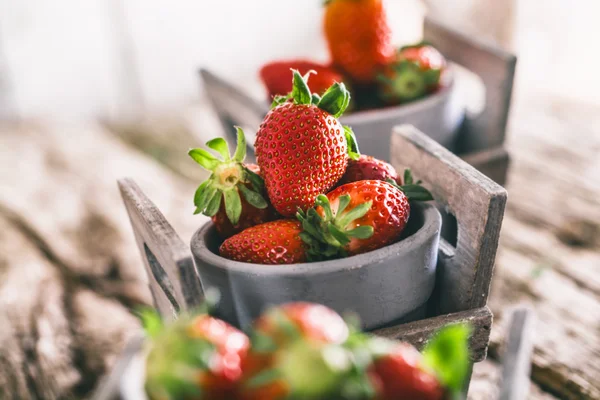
(498, 307, 535, 400)
(118, 178, 203, 319)
(424, 17, 517, 153)
(374, 306, 493, 363)
(391, 125, 507, 313)
(461, 146, 510, 186)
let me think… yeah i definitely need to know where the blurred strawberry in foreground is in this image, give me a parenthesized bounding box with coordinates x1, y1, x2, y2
(142, 309, 249, 400)
(189, 128, 277, 239)
(378, 43, 448, 103)
(324, 0, 395, 83)
(260, 60, 344, 98)
(255, 70, 359, 217)
(240, 302, 350, 400)
(338, 154, 402, 186)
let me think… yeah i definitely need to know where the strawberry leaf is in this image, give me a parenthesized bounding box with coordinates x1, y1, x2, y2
(291, 69, 312, 105)
(206, 137, 230, 161)
(343, 126, 361, 161)
(232, 126, 247, 162)
(328, 224, 351, 246)
(137, 307, 163, 339)
(195, 184, 218, 215)
(246, 368, 283, 389)
(422, 323, 472, 397)
(205, 191, 222, 217)
(271, 94, 290, 109)
(336, 194, 351, 215)
(239, 184, 268, 209)
(400, 184, 434, 201)
(188, 148, 220, 170)
(244, 167, 264, 192)
(311, 93, 322, 104)
(346, 226, 374, 239)
(318, 82, 350, 118)
(193, 181, 210, 210)
(403, 168, 414, 185)
(224, 188, 242, 225)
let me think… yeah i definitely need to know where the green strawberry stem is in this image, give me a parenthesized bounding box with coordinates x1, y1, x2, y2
(188, 127, 267, 225)
(387, 169, 434, 201)
(296, 194, 374, 261)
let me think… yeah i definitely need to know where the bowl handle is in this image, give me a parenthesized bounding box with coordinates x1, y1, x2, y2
(390, 125, 507, 314)
(118, 178, 204, 319)
(424, 16, 517, 153)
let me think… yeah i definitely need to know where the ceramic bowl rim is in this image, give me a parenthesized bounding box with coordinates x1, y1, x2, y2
(190, 202, 441, 277)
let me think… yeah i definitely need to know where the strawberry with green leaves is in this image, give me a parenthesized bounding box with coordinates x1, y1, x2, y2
(142, 309, 250, 400)
(189, 128, 277, 239)
(255, 69, 360, 217)
(298, 175, 433, 259)
(378, 43, 447, 103)
(367, 324, 472, 400)
(240, 302, 352, 400)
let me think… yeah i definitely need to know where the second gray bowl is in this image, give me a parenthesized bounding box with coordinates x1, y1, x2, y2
(190, 202, 441, 331)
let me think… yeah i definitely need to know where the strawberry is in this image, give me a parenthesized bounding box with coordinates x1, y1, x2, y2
(189, 128, 277, 239)
(324, 0, 395, 83)
(142, 310, 250, 400)
(260, 60, 345, 98)
(219, 220, 307, 264)
(299, 175, 432, 258)
(255, 70, 360, 217)
(370, 344, 444, 400)
(378, 43, 447, 103)
(240, 303, 352, 400)
(338, 154, 402, 186)
(368, 324, 472, 400)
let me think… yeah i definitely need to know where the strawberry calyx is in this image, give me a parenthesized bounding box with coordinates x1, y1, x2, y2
(296, 194, 374, 261)
(386, 168, 434, 202)
(188, 127, 268, 225)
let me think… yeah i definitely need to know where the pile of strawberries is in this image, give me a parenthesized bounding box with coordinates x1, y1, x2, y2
(190, 70, 432, 265)
(143, 301, 470, 400)
(259, 0, 448, 111)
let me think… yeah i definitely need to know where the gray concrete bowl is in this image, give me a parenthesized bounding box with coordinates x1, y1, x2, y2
(190, 202, 441, 331)
(340, 68, 464, 161)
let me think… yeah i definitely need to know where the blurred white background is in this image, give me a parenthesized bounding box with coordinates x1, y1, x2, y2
(0, 0, 598, 120)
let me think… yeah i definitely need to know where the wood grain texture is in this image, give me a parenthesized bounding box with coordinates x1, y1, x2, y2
(391, 125, 507, 314)
(374, 307, 493, 363)
(461, 146, 510, 186)
(119, 178, 203, 319)
(424, 17, 517, 152)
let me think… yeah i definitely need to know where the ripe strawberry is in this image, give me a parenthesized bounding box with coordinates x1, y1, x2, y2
(368, 324, 472, 400)
(299, 176, 433, 258)
(219, 220, 307, 264)
(260, 60, 345, 98)
(324, 0, 395, 83)
(240, 303, 352, 400)
(370, 344, 444, 400)
(255, 70, 360, 217)
(189, 128, 277, 239)
(142, 310, 250, 400)
(338, 154, 401, 186)
(378, 43, 447, 103)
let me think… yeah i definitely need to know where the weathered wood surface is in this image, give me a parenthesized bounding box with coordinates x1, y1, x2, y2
(0, 120, 207, 398)
(391, 125, 507, 314)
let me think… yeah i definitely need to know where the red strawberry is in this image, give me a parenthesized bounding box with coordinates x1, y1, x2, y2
(219, 220, 307, 264)
(299, 176, 432, 257)
(260, 60, 344, 98)
(255, 70, 360, 217)
(338, 154, 401, 186)
(189, 128, 277, 239)
(143, 310, 249, 400)
(370, 344, 444, 400)
(378, 43, 447, 103)
(240, 303, 351, 400)
(324, 0, 395, 83)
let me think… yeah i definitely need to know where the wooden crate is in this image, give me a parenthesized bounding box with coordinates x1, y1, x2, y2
(96, 124, 507, 399)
